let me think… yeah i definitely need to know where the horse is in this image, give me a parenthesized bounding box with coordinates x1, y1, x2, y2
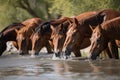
(0, 23, 24, 56)
(30, 21, 54, 56)
(90, 17, 120, 60)
(62, 9, 120, 59)
(15, 18, 43, 55)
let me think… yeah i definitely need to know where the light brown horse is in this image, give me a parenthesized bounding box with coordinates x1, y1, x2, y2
(15, 18, 43, 55)
(62, 9, 120, 59)
(90, 17, 120, 60)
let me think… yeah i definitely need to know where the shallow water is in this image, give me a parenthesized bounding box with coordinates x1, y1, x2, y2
(0, 53, 120, 80)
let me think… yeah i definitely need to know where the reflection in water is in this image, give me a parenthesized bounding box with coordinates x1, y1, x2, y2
(0, 54, 120, 80)
(53, 61, 72, 75)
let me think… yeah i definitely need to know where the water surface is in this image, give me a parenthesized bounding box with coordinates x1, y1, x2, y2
(0, 53, 120, 80)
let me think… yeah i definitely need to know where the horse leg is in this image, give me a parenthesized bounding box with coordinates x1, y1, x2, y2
(12, 41, 18, 49)
(0, 43, 7, 56)
(45, 41, 53, 54)
(105, 46, 113, 58)
(108, 41, 119, 59)
(72, 47, 81, 57)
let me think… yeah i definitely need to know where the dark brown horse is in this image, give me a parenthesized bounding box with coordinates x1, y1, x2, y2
(62, 9, 120, 59)
(15, 18, 43, 55)
(90, 17, 120, 60)
(0, 23, 24, 56)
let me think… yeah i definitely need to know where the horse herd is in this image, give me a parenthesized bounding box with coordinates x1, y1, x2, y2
(0, 9, 120, 60)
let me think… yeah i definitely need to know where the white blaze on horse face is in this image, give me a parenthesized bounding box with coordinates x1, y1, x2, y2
(19, 34, 23, 41)
(91, 30, 99, 43)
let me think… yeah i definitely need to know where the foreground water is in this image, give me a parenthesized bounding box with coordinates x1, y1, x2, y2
(0, 53, 120, 80)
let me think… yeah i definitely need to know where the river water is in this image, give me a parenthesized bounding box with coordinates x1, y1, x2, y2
(0, 52, 120, 80)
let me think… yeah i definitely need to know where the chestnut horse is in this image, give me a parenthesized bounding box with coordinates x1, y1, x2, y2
(63, 9, 120, 59)
(90, 17, 120, 60)
(15, 18, 44, 55)
(0, 23, 24, 56)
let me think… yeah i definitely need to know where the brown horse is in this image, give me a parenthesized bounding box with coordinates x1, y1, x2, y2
(0, 23, 24, 56)
(90, 17, 120, 60)
(15, 18, 43, 55)
(62, 9, 120, 59)
(30, 21, 54, 56)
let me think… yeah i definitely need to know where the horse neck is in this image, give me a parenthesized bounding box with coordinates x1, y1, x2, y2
(45, 32, 52, 40)
(1, 30, 17, 42)
(51, 17, 68, 25)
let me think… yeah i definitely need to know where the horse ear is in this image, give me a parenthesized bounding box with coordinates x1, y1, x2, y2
(98, 24, 103, 33)
(30, 28, 35, 33)
(50, 25, 55, 31)
(15, 29, 19, 33)
(73, 18, 79, 25)
(67, 18, 73, 24)
(89, 25, 94, 32)
(58, 24, 64, 32)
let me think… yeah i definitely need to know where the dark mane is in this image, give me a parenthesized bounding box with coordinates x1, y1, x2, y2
(79, 9, 120, 26)
(1, 23, 24, 33)
(0, 23, 24, 37)
(35, 21, 52, 35)
(50, 17, 69, 25)
(102, 16, 120, 30)
(80, 11, 105, 26)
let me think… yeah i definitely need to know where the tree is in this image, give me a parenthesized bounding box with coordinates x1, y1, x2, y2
(0, 0, 120, 30)
(0, 0, 52, 30)
(50, 0, 120, 17)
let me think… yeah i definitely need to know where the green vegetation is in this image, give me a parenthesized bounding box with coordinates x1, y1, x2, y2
(0, 0, 120, 30)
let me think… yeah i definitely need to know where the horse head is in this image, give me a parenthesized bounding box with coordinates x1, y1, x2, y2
(89, 24, 108, 60)
(31, 22, 52, 56)
(62, 18, 81, 59)
(50, 24, 66, 58)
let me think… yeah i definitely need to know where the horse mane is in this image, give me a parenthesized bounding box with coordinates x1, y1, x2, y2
(80, 9, 120, 28)
(102, 16, 120, 30)
(35, 21, 52, 35)
(75, 11, 97, 21)
(50, 17, 70, 25)
(0, 23, 24, 37)
(78, 11, 105, 26)
(1, 23, 24, 33)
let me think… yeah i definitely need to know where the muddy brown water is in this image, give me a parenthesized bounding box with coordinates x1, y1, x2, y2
(0, 52, 120, 80)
